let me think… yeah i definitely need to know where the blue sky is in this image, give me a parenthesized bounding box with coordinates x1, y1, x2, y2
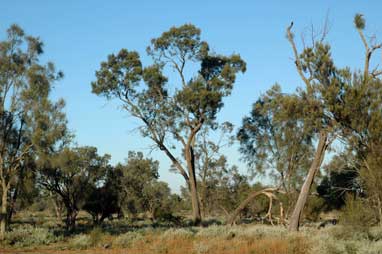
(1, 1, 381, 192)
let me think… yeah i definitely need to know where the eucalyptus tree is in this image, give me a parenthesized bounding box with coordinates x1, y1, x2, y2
(0, 24, 63, 239)
(91, 24, 246, 223)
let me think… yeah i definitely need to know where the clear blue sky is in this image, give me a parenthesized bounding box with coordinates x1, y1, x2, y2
(1, 1, 381, 192)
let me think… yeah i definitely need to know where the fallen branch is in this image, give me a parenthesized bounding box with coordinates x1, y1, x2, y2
(227, 187, 284, 226)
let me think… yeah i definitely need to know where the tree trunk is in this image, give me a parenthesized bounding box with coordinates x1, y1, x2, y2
(377, 196, 382, 227)
(65, 206, 78, 232)
(288, 131, 328, 231)
(0, 185, 8, 240)
(50, 193, 63, 225)
(186, 146, 201, 225)
(54, 201, 63, 225)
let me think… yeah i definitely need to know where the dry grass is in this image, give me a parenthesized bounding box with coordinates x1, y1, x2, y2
(4, 223, 382, 254)
(1, 225, 310, 254)
(1, 236, 309, 254)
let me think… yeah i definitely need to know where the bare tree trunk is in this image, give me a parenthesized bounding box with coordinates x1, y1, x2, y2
(199, 182, 207, 218)
(288, 131, 328, 231)
(186, 146, 201, 225)
(279, 202, 285, 225)
(0, 184, 8, 240)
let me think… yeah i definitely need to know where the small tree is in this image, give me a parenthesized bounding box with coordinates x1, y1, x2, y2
(91, 24, 246, 224)
(83, 185, 121, 224)
(39, 146, 110, 231)
(237, 85, 314, 216)
(193, 122, 237, 216)
(142, 181, 174, 221)
(115, 151, 159, 218)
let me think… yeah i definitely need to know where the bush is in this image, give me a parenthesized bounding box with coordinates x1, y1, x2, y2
(70, 234, 93, 249)
(4, 225, 60, 247)
(340, 196, 376, 229)
(367, 226, 382, 241)
(193, 242, 210, 254)
(69, 227, 107, 249)
(161, 228, 195, 239)
(112, 231, 144, 248)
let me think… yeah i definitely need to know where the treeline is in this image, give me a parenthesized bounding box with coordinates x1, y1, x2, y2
(1, 13, 382, 240)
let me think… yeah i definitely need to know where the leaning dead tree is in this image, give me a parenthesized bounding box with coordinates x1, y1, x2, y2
(227, 187, 285, 226)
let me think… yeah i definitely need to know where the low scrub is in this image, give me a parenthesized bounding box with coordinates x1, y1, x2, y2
(3, 224, 61, 247)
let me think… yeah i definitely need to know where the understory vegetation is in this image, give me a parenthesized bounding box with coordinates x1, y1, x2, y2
(2, 215, 382, 254)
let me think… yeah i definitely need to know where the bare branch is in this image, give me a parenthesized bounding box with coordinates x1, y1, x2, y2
(286, 22, 313, 90)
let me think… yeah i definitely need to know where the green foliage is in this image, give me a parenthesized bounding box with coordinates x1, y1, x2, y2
(0, 23, 67, 238)
(92, 24, 246, 141)
(83, 170, 121, 224)
(317, 159, 360, 210)
(354, 14, 365, 30)
(92, 24, 246, 222)
(116, 151, 159, 216)
(39, 146, 111, 230)
(340, 196, 376, 229)
(238, 85, 314, 182)
(70, 234, 93, 249)
(69, 227, 108, 249)
(4, 224, 60, 247)
(161, 228, 195, 239)
(112, 231, 144, 248)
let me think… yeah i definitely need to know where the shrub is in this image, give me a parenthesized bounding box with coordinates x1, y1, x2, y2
(112, 231, 144, 248)
(161, 228, 195, 239)
(367, 226, 382, 241)
(68, 227, 108, 249)
(193, 242, 210, 254)
(4, 225, 60, 247)
(326, 225, 368, 241)
(340, 196, 376, 229)
(70, 234, 93, 249)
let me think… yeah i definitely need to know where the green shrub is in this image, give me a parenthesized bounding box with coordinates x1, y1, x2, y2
(193, 241, 210, 254)
(161, 228, 195, 239)
(340, 196, 376, 229)
(89, 227, 104, 246)
(70, 234, 93, 249)
(4, 225, 60, 247)
(367, 226, 382, 241)
(327, 226, 368, 241)
(112, 231, 144, 248)
(68, 227, 109, 249)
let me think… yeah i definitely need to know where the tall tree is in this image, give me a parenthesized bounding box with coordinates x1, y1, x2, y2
(286, 14, 381, 231)
(91, 24, 246, 224)
(0, 24, 63, 239)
